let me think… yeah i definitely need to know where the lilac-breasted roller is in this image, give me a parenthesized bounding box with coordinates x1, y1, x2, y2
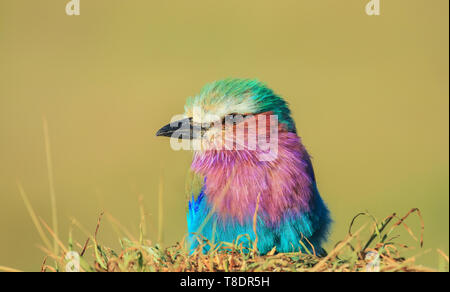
(156, 79, 331, 255)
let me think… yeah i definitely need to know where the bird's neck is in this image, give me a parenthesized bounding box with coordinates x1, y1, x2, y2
(191, 132, 314, 224)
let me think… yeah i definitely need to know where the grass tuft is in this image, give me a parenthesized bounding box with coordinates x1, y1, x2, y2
(29, 208, 447, 272)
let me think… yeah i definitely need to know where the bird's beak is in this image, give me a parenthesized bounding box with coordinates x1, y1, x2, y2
(156, 117, 201, 139)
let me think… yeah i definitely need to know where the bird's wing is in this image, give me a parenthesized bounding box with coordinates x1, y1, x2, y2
(304, 154, 317, 184)
(184, 168, 205, 209)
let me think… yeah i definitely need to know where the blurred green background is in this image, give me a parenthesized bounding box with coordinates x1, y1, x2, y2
(0, 0, 448, 271)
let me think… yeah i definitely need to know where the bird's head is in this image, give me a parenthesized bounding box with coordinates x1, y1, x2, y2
(156, 78, 296, 153)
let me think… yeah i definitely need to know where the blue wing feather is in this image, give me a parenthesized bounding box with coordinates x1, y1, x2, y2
(187, 183, 331, 255)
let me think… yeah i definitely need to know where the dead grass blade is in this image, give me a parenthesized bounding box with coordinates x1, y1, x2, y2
(437, 249, 449, 263)
(43, 116, 59, 256)
(252, 193, 261, 254)
(0, 266, 22, 272)
(310, 224, 367, 272)
(16, 181, 52, 251)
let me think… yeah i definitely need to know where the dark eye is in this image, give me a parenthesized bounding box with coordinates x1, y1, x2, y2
(222, 113, 248, 124)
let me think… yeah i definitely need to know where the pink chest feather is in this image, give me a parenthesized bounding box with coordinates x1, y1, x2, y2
(191, 132, 314, 224)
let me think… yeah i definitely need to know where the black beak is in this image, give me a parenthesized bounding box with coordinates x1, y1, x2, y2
(156, 117, 201, 139)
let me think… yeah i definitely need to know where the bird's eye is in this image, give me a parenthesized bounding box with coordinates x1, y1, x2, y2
(222, 113, 248, 124)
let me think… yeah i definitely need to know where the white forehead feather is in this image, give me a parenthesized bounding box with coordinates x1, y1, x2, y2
(184, 95, 257, 124)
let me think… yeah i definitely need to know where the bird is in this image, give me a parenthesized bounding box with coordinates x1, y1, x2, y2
(156, 78, 331, 255)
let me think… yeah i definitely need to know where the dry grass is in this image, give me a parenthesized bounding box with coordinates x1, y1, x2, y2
(9, 172, 449, 272)
(29, 208, 447, 272)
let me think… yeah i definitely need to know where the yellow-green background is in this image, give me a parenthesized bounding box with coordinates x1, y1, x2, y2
(0, 0, 448, 271)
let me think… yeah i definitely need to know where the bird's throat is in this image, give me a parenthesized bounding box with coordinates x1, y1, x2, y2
(191, 132, 314, 225)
